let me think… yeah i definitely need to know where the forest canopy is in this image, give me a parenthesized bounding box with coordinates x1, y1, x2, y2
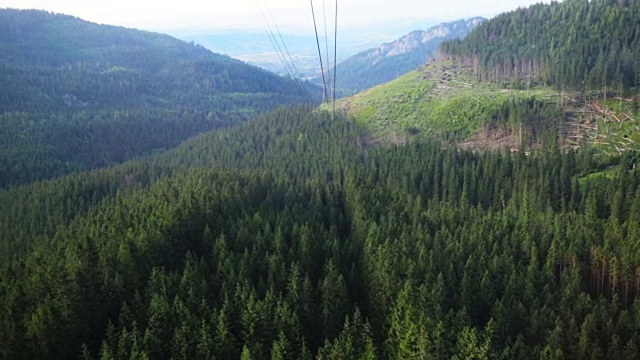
(3, 1, 640, 358)
(441, 0, 640, 92)
(2, 107, 640, 359)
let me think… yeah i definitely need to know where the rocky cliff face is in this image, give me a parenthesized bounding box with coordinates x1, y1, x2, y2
(368, 17, 486, 62)
(332, 17, 486, 94)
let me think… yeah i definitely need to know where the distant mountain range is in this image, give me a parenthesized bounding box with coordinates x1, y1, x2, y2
(330, 17, 485, 95)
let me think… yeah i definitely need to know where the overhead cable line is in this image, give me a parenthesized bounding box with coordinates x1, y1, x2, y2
(253, 0, 312, 102)
(332, 0, 338, 117)
(309, 0, 330, 103)
(322, 0, 332, 102)
(260, 0, 313, 101)
(255, 0, 310, 101)
(319, 0, 338, 117)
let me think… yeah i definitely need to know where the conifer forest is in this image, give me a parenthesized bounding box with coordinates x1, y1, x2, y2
(2, 1, 640, 359)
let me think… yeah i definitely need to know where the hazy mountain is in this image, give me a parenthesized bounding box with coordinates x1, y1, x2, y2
(330, 17, 485, 94)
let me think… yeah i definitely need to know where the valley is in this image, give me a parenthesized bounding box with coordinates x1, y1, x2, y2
(169, 18, 443, 78)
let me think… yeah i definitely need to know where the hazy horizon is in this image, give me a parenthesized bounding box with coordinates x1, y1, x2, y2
(2, 0, 552, 33)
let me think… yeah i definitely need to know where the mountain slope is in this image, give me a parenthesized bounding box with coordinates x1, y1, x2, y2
(340, 1, 640, 153)
(441, 0, 640, 91)
(333, 17, 485, 94)
(0, 9, 319, 187)
(0, 9, 318, 112)
(339, 59, 640, 153)
(339, 60, 561, 147)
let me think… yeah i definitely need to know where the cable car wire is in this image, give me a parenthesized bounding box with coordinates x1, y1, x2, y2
(260, 0, 313, 101)
(332, 0, 338, 117)
(253, 0, 312, 102)
(309, 0, 330, 103)
(322, 0, 332, 102)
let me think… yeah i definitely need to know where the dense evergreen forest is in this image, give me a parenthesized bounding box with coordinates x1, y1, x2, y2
(2, 106, 640, 359)
(0, 9, 319, 187)
(4, 1, 640, 359)
(441, 0, 640, 93)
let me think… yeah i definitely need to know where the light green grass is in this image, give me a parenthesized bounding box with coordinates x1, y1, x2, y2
(339, 60, 558, 141)
(337, 60, 640, 153)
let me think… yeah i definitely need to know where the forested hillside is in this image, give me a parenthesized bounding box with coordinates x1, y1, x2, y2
(339, 0, 640, 153)
(3, 106, 640, 359)
(0, 9, 319, 187)
(441, 0, 640, 92)
(334, 18, 484, 95)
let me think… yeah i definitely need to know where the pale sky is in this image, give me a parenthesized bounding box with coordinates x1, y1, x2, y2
(1, 0, 551, 32)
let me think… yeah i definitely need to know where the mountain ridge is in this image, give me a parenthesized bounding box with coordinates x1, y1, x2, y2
(332, 17, 485, 94)
(368, 17, 485, 61)
(0, 8, 319, 187)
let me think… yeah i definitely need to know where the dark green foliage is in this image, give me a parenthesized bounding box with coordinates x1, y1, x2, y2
(0, 9, 319, 187)
(484, 95, 564, 144)
(0, 110, 231, 187)
(441, 0, 640, 92)
(2, 106, 640, 359)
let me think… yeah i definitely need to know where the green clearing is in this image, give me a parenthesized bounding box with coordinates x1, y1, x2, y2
(339, 60, 640, 152)
(339, 60, 559, 142)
